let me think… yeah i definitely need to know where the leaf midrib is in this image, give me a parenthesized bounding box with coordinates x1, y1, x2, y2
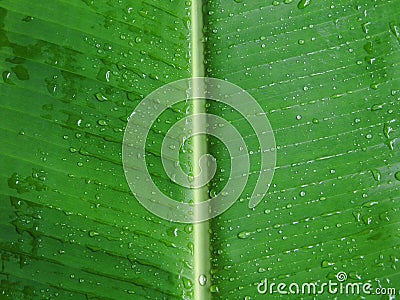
(190, 1, 212, 300)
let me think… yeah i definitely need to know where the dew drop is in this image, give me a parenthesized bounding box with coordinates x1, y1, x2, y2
(198, 274, 207, 286)
(237, 231, 252, 239)
(297, 0, 311, 9)
(371, 103, 384, 111)
(210, 285, 219, 293)
(22, 16, 33, 22)
(88, 230, 99, 237)
(2, 71, 13, 84)
(97, 119, 108, 126)
(182, 277, 193, 289)
(321, 260, 334, 268)
(389, 22, 400, 42)
(383, 123, 393, 139)
(371, 169, 381, 182)
(184, 224, 193, 234)
(362, 22, 371, 34)
(95, 92, 108, 102)
(385, 139, 394, 151)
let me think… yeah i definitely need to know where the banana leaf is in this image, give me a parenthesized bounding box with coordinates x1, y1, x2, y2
(1, 0, 399, 299)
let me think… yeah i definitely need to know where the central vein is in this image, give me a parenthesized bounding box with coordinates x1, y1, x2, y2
(191, 0, 211, 299)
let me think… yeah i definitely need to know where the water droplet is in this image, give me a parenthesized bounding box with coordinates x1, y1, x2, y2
(370, 83, 380, 90)
(321, 260, 334, 268)
(22, 16, 33, 22)
(199, 274, 207, 286)
(184, 224, 193, 234)
(362, 22, 371, 34)
(348, 271, 362, 280)
(362, 201, 379, 208)
(88, 230, 99, 237)
(312, 118, 319, 124)
(297, 0, 311, 9)
(298, 39, 305, 45)
(395, 172, 400, 181)
(385, 139, 394, 150)
(371, 169, 381, 182)
(237, 231, 252, 239)
(210, 285, 219, 293)
(187, 242, 194, 254)
(389, 22, 400, 43)
(371, 103, 384, 111)
(2, 71, 13, 84)
(363, 41, 373, 54)
(95, 92, 108, 102)
(182, 276, 193, 289)
(296, 115, 302, 120)
(383, 123, 393, 139)
(365, 56, 376, 65)
(105, 70, 110, 82)
(97, 119, 108, 126)
(149, 73, 159, 80)
(135, 37, 142, 43)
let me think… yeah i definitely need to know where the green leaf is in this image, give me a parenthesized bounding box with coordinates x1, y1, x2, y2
(1, 0, 400, 299)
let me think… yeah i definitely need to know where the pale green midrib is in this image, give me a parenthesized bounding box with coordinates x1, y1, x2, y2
(191, 1, 211, 300)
